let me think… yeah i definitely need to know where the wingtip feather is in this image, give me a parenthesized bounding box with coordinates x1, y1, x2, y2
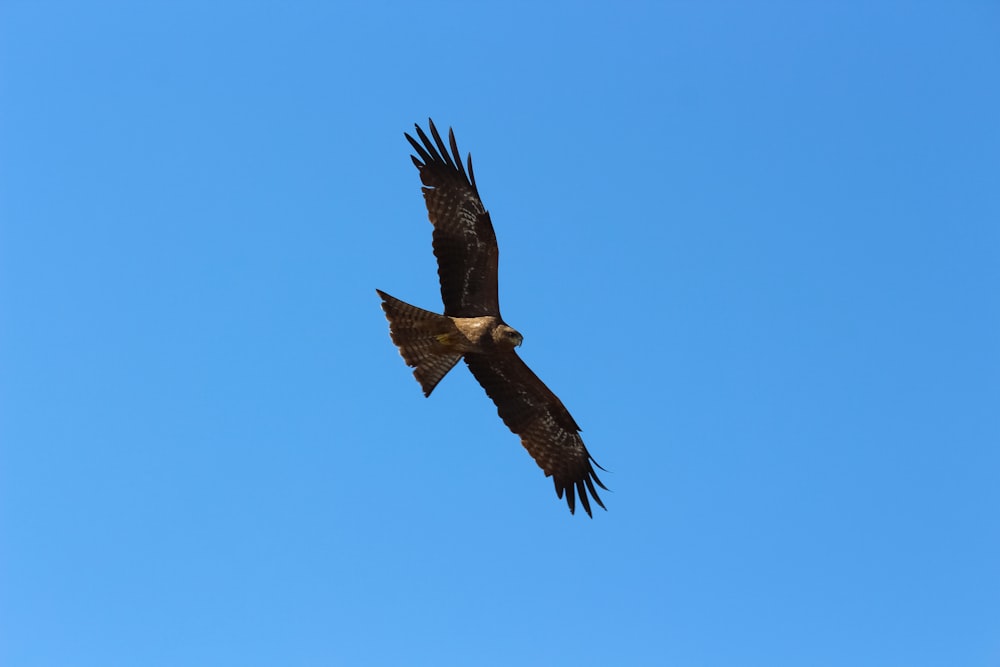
(406, 120, 478, 194)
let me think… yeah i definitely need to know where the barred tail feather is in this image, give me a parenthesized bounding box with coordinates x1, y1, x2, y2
(376, 290, 462, 396)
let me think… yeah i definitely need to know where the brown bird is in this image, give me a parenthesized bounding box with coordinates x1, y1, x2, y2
(377, 119, 607, 516)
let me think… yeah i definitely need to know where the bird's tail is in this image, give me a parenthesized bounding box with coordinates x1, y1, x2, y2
(376, 289, 463, 397)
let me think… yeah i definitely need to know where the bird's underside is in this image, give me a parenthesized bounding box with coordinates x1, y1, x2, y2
(376, 119, 607, 517)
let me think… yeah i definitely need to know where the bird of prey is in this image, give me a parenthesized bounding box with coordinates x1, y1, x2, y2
(376, 119, 607, 517)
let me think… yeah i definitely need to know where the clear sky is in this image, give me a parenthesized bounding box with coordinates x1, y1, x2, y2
(2, 3, 998, 666)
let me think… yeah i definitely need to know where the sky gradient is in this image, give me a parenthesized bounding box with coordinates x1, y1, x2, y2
(2, 3, 999, 666)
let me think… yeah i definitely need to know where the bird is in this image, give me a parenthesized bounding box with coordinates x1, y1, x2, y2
(376, 119, 607, 517)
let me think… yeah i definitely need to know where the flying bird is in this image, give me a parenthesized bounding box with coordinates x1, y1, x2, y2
(377, 119, 607, 517)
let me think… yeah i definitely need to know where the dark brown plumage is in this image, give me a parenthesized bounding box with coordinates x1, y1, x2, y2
(377, 119, 607, 517)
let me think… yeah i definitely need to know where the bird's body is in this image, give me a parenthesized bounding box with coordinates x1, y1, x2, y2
(377, 120, 607, 516)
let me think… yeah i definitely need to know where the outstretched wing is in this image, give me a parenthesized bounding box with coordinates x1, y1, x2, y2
(405, 119, 500, 318)
(464, 351, 608, 517)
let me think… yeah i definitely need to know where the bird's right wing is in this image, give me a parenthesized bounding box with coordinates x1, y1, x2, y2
(406, 119, 500, 318)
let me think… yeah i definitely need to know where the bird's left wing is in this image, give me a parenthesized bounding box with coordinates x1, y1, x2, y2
(464, 351, 608, 517)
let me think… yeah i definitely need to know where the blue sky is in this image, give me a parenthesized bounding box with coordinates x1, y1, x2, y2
(2, 3, 998, 665)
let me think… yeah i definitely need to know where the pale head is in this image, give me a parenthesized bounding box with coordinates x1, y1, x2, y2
(493, 324, 523, 349)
